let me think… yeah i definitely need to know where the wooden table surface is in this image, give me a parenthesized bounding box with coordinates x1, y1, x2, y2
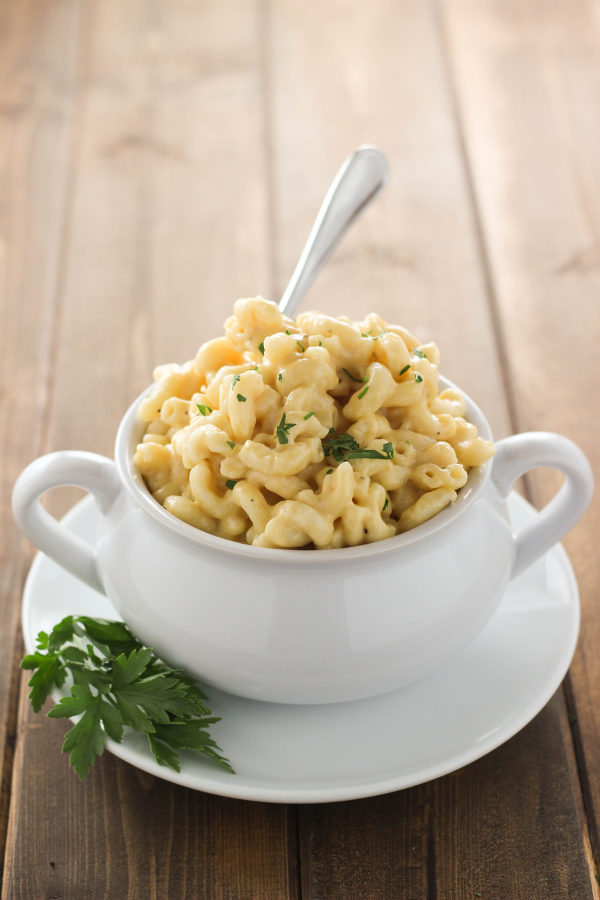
(2, 1, 599, 897)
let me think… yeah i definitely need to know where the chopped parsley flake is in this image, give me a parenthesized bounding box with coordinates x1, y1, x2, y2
(383, 498, 389, 512)
(278, 372, 283, 382)
(357, 383, 369, 399)
(415, 373, 424, 383)
(326, 468, 333, 474)
(276, 413, 296, 444)
(399, 364, 411, 376)
(231, 374, 241, 391)
(236, 393, 246, 402)
(225, 479, 237, 490)
(342, 368, 363, 384)
(303, 411, 315, 420)
(361, 330, 386, 340)
(196, 403, 212, 416)
(413, 348, 427, 358)
(322, 433, 395, 463)
(226, 440, 235, 449)
(285, 329, 291, 335)
(296, 341, 305, 353)
(258, 341, 265, 355)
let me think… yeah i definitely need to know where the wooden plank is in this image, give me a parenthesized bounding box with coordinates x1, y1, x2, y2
(0, 0, 86, 873)
(3, 715, 297, 899)
(2, 1, 297, 897)
(440, 0, 600, 866)
(267, 0, 595, 894)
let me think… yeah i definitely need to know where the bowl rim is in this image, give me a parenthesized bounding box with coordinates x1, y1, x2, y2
(114, 375, 494, 563)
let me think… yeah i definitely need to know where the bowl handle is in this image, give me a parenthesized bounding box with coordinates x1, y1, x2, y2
(12, 451, 121, 594)
(491, 433, 593, 578)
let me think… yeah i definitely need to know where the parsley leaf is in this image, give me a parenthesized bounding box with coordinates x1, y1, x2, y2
(236, 394, 246, 402)
(296, 341, 305, 353)
(21, 650, 67, 712)
(345, 447, 393, 460)
(322, 434, 394, 462)
(399, 364, 411, 376)
(196, 403, 212, 416)
(21, 617, 233, 780)
(413, 348, 427, 358)
(258, 341, 265, 355)
(231, 374, 240, 391)
(48, 615, 76, 651)
(147, 734, 181, 771)
(415, 373, 424, 383)
(75, 617, 142, 657)
(225, 479, 237, 490)
(303, 411, 315, 420)
(276, 413, 296, 444)
(226, 440, 235, 449)
(322, 433, 360, 461)
(357, 383, 369, 399)
(35, 630, 50, 650)
(59, 695, 106, 779)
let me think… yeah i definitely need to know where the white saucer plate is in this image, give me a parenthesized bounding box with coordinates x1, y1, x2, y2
(22, 493, 579, 804)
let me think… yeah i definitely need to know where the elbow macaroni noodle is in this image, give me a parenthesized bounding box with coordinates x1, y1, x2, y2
(134, 298, 495, 549)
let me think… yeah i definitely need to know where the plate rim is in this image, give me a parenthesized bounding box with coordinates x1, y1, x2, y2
(21, 492, 580, 803)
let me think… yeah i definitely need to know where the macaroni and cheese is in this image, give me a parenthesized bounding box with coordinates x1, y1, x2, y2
(134, 298, 495, 548)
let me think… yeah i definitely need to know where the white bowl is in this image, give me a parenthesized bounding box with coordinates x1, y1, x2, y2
(12, 379, 593, 704)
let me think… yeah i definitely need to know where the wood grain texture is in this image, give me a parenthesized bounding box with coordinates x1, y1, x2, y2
(0, 0, 88, 870)
(2, 1, 296, 897)
(440, 0, 600, 870)
(3, 711, 297, 900)
(267, 0, 596, 895)
(2, 0, 599, 896)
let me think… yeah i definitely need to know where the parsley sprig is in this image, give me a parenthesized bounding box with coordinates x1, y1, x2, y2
(21, 616, 233, 780)
(276, 413, 296, 444)
(322, 433, 394, 462)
